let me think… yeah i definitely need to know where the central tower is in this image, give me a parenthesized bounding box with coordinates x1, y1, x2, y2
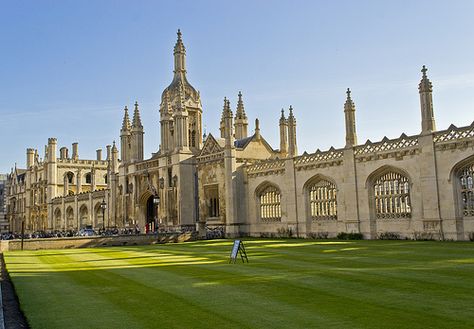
(159, 30, 203, 154)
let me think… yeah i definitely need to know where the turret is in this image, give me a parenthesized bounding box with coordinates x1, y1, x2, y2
(234, 91, 248, 140)
(223, 98, 234, 147)
(26, 148, 35, 168)
(111, 141, 119, 173)
(59, 147, 68, 159)
(173, 82, 190, 152)
(160, 90, 172, 153)
(120, 106, 131, 162)
(344, 88, 358, 147)
(419, 65, 436, 133)
(131, 101, 144, 161)
(255, 118, 261, 141)
(106, 145, 111, 161)
(159, 30, 203, 154)
(72, 142, 78, 160)
(287, 106, 298, 157)
(279, 109, 288, 156)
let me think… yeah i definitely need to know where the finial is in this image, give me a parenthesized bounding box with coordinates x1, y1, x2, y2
(124, 106, 128, 111)
(421, 65, 428, 78)
(135, 101, 139, 108)
(177, 29, 182, 40)
(280, 108, 285, 119)
(289, 105, 293, 115)
(238, 91, 242, 99)
(255, 118, 260, 130)
(346, 88, 351, 98)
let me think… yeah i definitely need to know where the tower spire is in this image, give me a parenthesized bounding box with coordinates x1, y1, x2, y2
(419, 65, 436, 133)
(234, 91, 248, 139)
(344, 88, 358, 147)
(174, 29, 186, 74)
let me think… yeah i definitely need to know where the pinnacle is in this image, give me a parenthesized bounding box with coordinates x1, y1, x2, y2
(132, 101, 143, 128)
(344, 88, 355, 111)
(235, 91, 247, 119)
(419, 65, 433, 93)
(121, 106, 131, 131)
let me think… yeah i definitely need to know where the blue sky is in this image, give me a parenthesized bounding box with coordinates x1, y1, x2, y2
(1, 0, 473, 173)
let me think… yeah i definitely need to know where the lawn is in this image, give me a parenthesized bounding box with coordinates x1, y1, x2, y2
(4, 239, 474, 329)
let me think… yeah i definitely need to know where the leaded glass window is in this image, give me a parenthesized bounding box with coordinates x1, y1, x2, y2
(373, 172, 411, 218)
(459, 163, 474, 217)
(259, 185, 281, 221)
(309, 179, 337, 220)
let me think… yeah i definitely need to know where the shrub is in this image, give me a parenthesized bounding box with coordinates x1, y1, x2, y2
(276, 227, 294, 238)
(412, 231, 436, 241)
(307, 232, 329, 239)
(469, 232, 474, 242)
(379, 232, 401, 240)
(337, 232, 363, 240)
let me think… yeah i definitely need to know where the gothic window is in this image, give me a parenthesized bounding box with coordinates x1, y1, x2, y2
(308, 179, 337, 220)
(459, 163, 474, 217)
(66, 172, 74, 184)
(205, 185, 219, 218)
(258, 185, 281, 221)
(168, 168, 173, 187)
(85, 173, 92, 184)
(373, 171, 411, 219)
(191, 130, 196, 147)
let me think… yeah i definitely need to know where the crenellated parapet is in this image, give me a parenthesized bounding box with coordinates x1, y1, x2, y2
(294, 147, 344, 171)
(433, 122, 474, 150)
(246, 158, 286, 178)
(354, 133, 420, 162)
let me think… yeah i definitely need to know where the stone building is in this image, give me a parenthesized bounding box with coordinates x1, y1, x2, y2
(6, 31, 474, 240)
(6, 142, 110, 232)
(0, 174, 9, 232)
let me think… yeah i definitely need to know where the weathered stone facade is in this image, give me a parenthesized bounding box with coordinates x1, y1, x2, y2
(6, 141, 110, 232)
(6, 32, 474, 240)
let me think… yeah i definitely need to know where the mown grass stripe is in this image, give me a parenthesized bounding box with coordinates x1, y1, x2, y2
(4, 239, 474, 329)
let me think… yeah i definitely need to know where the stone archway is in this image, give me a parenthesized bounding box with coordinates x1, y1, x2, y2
(145, 195, 157, 233)
(79, 204, 90, 228)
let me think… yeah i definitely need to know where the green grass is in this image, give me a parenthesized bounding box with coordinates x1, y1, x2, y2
(4, 239, 474, 329)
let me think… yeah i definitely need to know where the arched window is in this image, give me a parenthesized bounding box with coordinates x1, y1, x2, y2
(258, 185, 281, 221)
(373, 171, 411, 218)
(85, 173, 92, 184)
(308, 179, 337, 220)
(459, 163, 474, 217)
(205, 185, 219, 218)
(66, 172, 74, 184)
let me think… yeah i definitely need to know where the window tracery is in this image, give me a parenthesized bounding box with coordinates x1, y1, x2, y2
(308, 179, 337, 220)
(459, 163, 474, 217)
(373, 171, 411, 218)
(258, 185, 281, 221)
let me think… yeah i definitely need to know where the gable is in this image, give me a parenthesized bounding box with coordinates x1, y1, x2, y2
(199, 133, 224, 157)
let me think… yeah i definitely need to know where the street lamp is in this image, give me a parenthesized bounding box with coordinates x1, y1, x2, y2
(100, 199, 107, 231)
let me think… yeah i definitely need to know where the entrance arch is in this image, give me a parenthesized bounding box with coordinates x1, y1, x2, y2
(146, 195, 157, 233)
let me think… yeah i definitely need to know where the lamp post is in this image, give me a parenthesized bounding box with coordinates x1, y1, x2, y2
(100, 199, 107, 232)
